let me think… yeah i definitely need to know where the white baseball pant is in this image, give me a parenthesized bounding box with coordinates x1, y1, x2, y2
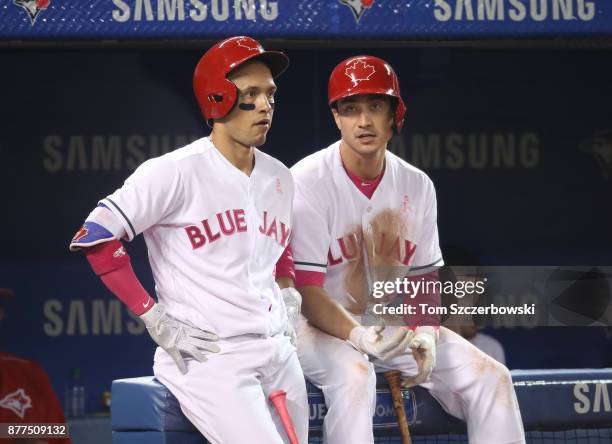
(155, 333, 309, 444)
(297, 321, 525, 444)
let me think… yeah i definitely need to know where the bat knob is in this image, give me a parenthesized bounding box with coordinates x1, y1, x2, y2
(269, 390, 299, 444)
(384, 369, 402, 384)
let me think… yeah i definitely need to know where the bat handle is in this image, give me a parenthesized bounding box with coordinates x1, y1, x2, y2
(269, 390, 300, 444)
(384, 370, 412, 444)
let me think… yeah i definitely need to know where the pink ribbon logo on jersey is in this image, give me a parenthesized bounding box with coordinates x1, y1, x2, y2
(403, 195, 410, 212)
(276, 178, 283, 195)
(339, 0, 374, 23)
(13, 0, 50, 25)
(0, 388, 33, 419)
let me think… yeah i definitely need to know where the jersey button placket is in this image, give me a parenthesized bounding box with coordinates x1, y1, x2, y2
(243, 175, 257, 289)
(363, 206, 373, 230)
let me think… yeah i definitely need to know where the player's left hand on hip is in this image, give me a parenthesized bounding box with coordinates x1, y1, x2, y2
(140, 303, 220, 375)
(281, 287, 301, 346)
(401, 326, 438, 387)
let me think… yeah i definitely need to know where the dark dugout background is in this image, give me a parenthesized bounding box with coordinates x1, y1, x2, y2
(1, 44, 611, 412)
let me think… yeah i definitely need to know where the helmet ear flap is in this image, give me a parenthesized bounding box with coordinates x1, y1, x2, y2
(204, 78, 239, 127)
(394, 98, 406, 134)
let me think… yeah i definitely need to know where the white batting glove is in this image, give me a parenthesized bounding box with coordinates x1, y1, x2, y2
(348, 325, 413, 361)
(281, 287, 302, 346)
(401, 326, 438, 387)
(140, 303, 220, 375)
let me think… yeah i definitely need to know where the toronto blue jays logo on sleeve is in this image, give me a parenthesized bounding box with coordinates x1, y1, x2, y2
(69, 221, 115, 251)
(13, 0, 50, 25)
(339, 0, 374, 23)
(72, 226, 89, 242)
(345, 60, 376, 84)
(0, 388, 32, 419)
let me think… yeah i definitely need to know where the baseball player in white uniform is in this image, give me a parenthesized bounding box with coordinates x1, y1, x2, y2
(69, 36, 309, 444)
(291, 56, 526, 443)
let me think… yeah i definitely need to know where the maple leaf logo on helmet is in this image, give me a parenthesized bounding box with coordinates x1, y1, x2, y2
(13, 0, 50, 25)
(236, 37, 260, 52)
(345, 60, 376, 84)
(339, 0, 374, 23)
(0, 389, 32, 419)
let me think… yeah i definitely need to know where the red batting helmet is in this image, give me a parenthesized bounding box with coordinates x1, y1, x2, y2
(328, 55, 406, 133)
(193, 36, 289, 127)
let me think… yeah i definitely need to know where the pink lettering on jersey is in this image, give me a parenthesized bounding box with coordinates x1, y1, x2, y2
(202, 219, 221, 243)
(328, 249, 342, 266)
(266, 218, 278, 242)
(401, 239, 417, 265)
(259, 211, 268, 234)
(338, 234, 359, 260)
(185, 209, 290, 250)
(234, 209, 247, 232)
(328, 233, 417, 266)
(185, 226, 206, 249)
(217, 210, 236, 235)
(259, 210, 291, 247)
(185, 211, 235, 250)
(279, 223, 291, 246)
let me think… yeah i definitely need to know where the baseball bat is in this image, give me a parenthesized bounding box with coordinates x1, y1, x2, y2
(269, 390, 299, 444)
(384, 370, 412, 444)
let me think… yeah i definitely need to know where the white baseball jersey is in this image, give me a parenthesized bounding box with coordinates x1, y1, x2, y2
(292, 142, 525, 444)
(291, 140, 443, 310)
(101, 136, 293, 338)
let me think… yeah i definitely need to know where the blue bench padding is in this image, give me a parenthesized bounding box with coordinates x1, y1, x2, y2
(111, 369, 612, 442)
